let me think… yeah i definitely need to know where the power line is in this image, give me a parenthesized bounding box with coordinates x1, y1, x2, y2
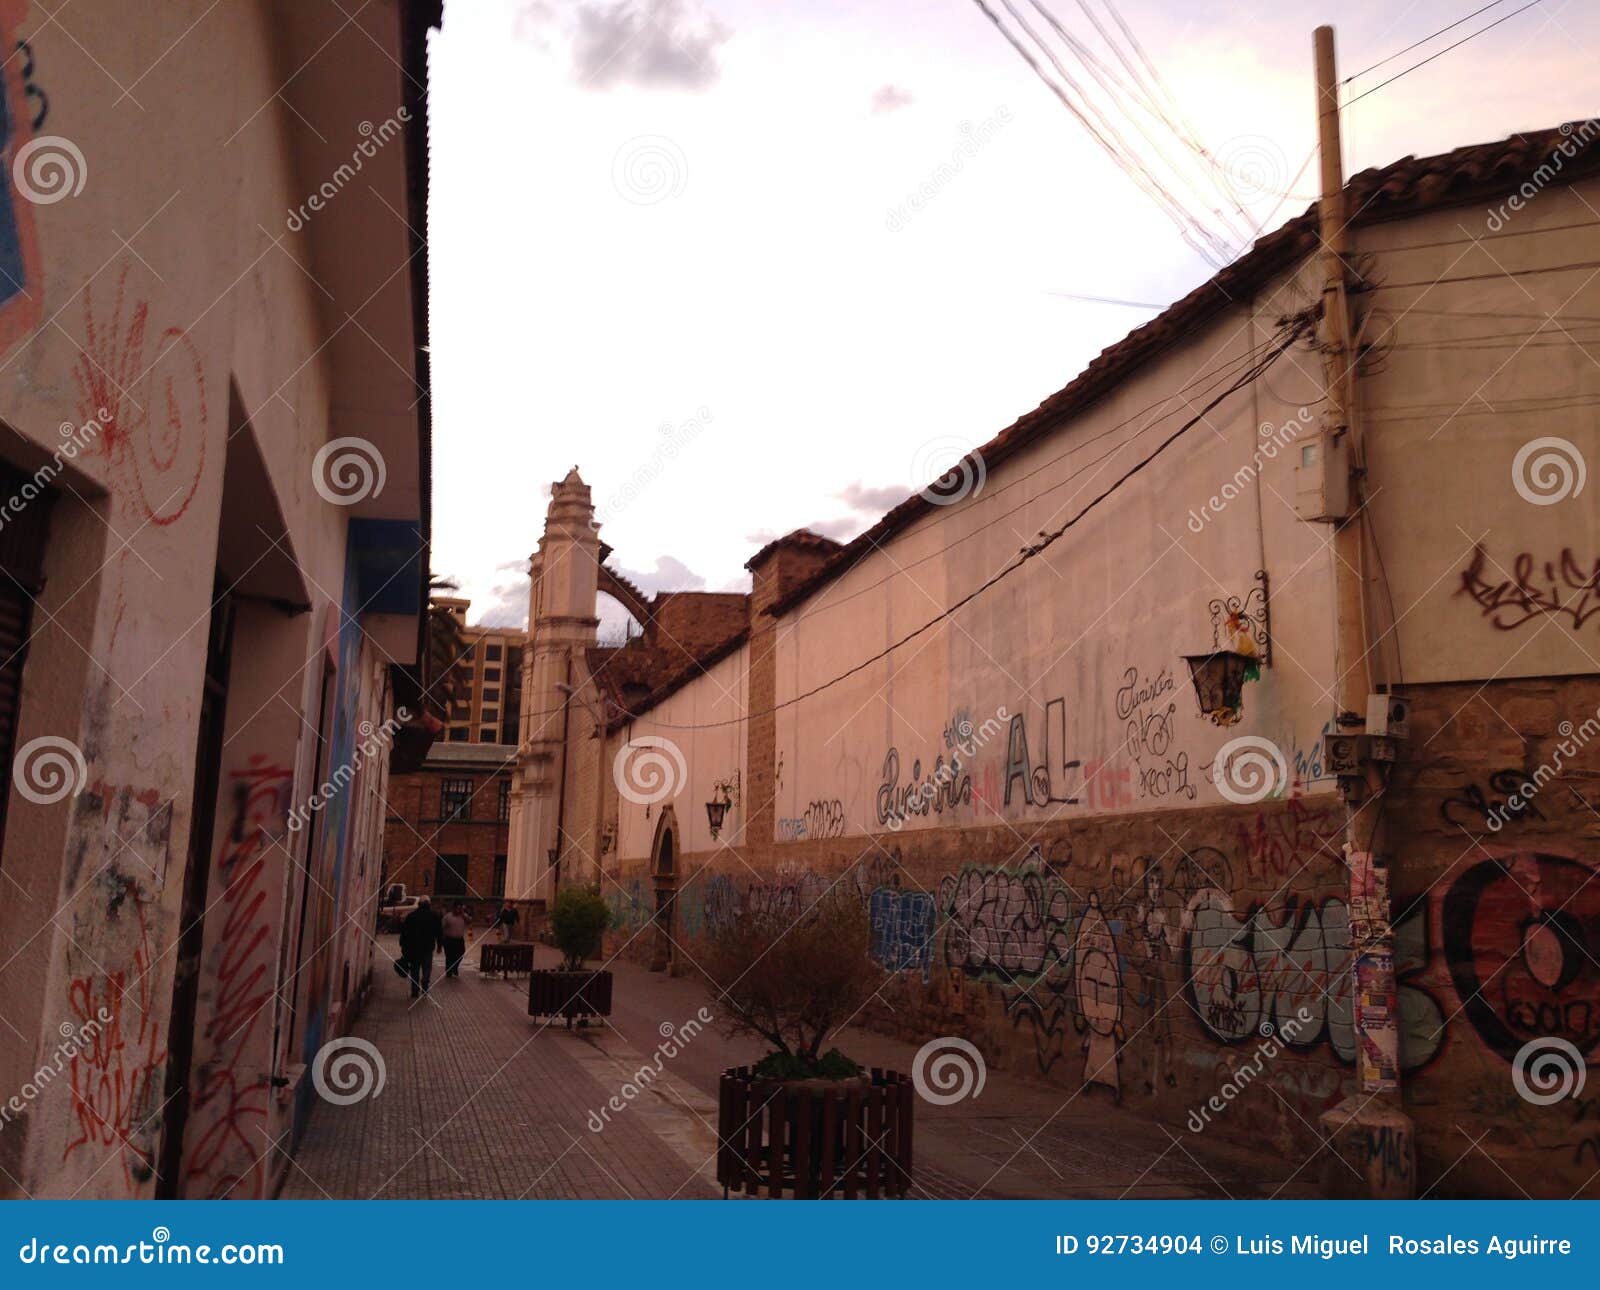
(972, 0, 1235, 265)
(1343, 0, 1513, 82)
(1368, 256, 1600, 289)
(625, 319, 1312, 733)
(1345, 0, 1546, 107)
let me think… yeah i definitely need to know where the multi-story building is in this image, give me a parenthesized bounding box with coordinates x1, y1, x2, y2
(0, 1, 439, 1199)
(510, 124, 1600, 1200)
(383, 742, 514, 915)
(436, 596, 526, 744)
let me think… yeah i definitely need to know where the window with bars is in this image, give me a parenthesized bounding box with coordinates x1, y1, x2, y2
(498, 778, 510, 822)
(442, 777, 473, 822)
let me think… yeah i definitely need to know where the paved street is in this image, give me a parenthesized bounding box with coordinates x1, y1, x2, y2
(282, 934, 1317, 1200)
(280, 937, 717, 1199)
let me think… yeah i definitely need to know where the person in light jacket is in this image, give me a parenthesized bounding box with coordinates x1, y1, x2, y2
(440, 906, 468, 978)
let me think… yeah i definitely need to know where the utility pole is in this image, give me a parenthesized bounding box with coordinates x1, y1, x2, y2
(1311, 23, 1415, 1199)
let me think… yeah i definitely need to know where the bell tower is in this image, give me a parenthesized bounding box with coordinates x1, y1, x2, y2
(505, 468, 600, 903)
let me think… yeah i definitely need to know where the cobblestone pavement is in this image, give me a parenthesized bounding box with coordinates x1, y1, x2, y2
(280, 936, 717, 1199)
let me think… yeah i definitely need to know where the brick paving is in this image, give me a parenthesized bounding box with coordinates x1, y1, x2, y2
(594, 951, 1323, 1200)
(279, 935, 716, 1199)
(282, 934, 1319, 1200)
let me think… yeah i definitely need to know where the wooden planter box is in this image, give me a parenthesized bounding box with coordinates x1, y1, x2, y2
(717, 1067, 914, 1198)
(527, 968, 613, 1026)
(479, 941, 536, 978)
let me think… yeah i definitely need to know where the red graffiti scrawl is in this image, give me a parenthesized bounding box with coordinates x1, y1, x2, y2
(73, 261, 208, 646)
(64, 882, 165, 1193)
(184, 758, 292, 1200)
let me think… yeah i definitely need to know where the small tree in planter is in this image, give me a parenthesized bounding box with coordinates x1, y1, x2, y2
(528, 885, 613, 1027)
(702, 886, 913, 1198)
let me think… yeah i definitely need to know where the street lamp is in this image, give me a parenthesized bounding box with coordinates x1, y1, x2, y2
(705, 784, 731, 839)
(1181, 649, 1256, 726)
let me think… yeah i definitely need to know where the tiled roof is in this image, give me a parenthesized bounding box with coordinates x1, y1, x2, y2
(744, 527, 844, 571)
(423, 742, 518, 767)
(767, 123, 1600, 617)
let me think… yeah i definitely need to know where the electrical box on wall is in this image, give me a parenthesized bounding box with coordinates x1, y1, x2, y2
(1294, 430, 1352, 521)
(1367, 694, 1410, 739)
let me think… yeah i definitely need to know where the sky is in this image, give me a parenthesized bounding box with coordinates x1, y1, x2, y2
(425, 0, 1598, 632)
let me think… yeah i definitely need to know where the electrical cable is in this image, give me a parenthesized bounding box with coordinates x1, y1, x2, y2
(617, 319, 1314, 733)
(1345, 0, 1546, 107)
(1342, 0, 1512, 82)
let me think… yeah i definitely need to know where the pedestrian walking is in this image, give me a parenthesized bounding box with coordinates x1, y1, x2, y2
(399, 897, 443, 998)
(495, 903, 519, 943)
(441, 905, 468, 978)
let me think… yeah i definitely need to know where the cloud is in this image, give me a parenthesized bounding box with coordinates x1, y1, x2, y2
(571, 0, 731, 92)
(871, 84, 915, 115)
(835, 480, 913, 513)
(610, 553, 707, 594)
(802, 516, 862, 542)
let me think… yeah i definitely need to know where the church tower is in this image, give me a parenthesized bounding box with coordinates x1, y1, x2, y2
(505, 468, 600, 903)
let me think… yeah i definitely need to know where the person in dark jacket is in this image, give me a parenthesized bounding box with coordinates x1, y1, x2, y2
(399, 898, 443, 998)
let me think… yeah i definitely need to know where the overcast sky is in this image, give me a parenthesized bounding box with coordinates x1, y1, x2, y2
(425, 0, 1596, 631)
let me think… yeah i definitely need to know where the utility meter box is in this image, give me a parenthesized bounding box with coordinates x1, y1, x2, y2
(1366, 694, 1410, 740)
(1294, 429, 1352, 521)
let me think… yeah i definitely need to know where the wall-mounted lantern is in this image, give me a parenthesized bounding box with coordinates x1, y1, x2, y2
(705, 787, 730, 839)
(705, 771, 740, 840)
(1181, 649, 1255, 726)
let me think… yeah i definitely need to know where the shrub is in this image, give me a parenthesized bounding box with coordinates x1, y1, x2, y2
(700, 885, 882, 1076)
(550, 885, 611, 970)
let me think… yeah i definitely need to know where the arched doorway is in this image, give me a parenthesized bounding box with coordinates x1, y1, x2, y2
(649, 808, 678, 972)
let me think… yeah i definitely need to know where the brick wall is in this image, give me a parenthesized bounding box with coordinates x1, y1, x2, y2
(595, 673, 1600, 1198)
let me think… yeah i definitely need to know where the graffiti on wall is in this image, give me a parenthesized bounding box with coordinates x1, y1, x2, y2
(778, 798, 846, 841)
(1440, 853, 1600, 1066)
(0, 0, 43, 355)
(184, 758, 292, 1200)
(1458, 545, 1600, 632)
(63, 872, 164, 1193)
(1440, 771, 1546, 832)
(1115, 665, 1195, 804)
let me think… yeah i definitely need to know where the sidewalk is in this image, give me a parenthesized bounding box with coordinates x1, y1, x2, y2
(279, 935, 717, 1199)
(592, 948, 1322, 1200)
(281, 934, 1318, 1199)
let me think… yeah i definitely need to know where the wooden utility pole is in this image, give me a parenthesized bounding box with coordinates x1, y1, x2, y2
(1312, 24, 1413, 1198)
